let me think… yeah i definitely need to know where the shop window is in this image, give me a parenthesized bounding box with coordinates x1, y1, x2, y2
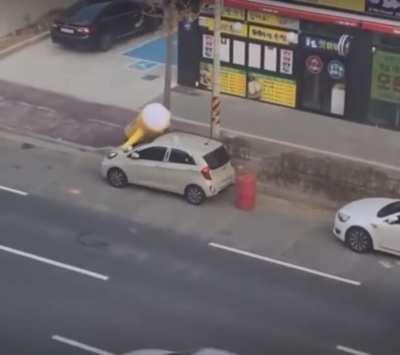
(264, 45, 277, 72)
(221, 37, 231, 63)
(248, 43, 261, 68)
(233, 40, 245, 66)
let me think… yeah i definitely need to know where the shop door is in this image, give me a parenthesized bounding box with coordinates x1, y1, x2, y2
(300, 52, 347, 116)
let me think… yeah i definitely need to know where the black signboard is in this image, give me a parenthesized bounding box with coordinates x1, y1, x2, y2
(367, 0, 400, 19)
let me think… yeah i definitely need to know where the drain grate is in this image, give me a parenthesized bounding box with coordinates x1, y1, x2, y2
(141, 74, 159, 81)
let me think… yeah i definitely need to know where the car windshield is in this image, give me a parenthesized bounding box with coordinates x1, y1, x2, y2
(64, 1, 110, 23)
(377, 201, 400, 218)
(203, 146, 230, 170)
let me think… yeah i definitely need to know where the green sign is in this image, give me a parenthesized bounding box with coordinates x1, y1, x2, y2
(371, 50, 400, 104)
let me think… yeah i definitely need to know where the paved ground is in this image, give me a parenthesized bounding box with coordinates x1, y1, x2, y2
(1, 34, 399, 175)
(0, 140, 399, 355)
(0, 32, 176, 110)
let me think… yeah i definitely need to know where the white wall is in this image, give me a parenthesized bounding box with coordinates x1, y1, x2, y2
(0, 0, 75, 37)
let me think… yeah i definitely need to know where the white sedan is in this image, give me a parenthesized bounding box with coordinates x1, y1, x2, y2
(333, 198, 400, 255)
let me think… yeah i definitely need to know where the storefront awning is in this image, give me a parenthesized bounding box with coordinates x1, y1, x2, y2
(224, 0, 400, 36)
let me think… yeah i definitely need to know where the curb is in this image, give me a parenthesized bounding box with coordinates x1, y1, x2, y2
(0, 124, 111, 155)
(0, 31, 50, 60)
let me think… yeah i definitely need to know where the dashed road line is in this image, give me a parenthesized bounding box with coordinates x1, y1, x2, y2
(0, 184, 28, 196)
(209, 242, 361, 287)
(0, 244, 109, 281)
(336, 345, 372, 355)
(52, 335, 115, 355)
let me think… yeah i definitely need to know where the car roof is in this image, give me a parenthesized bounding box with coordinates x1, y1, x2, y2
(152, 132, 222, 155)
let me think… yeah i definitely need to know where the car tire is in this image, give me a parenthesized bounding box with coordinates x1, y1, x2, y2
(345, 227, 373, 253)
(99, 32, 113, 51)
(107, 168, 128, 188)
(184, 185, 206, 205)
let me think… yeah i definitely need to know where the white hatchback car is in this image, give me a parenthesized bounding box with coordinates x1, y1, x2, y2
(101, 132, 235, 205)
(333, 198, 400, 255)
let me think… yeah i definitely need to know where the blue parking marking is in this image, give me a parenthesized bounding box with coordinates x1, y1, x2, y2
(124, 35, 177, 65)
(129, 60, 158, 71)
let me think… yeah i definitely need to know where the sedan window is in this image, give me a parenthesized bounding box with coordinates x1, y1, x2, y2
(377, 201, 400, 218)
(169, 149, 195, 165)
(137, 147, 166, 161)
(105, 2, 131, 17)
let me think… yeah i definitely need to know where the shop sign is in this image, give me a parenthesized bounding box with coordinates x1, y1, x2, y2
(327, 60, 345, 80)
(247, 72, 297, 107)
(223, 7, 246, 20)
(371, 50, 400, 103)
(199, 62, 246, 97)
(249, 25, 296, 45)
(247, 11, 300, 30)
(280, 49, 294, 75)
(201, 5, 246, 20)
(306, 55, 324, 74)
(367, 0, 400, 19)
(199, 16, 248, 37)
(304, 35, 351, 56)
(275, 0, 365, 12)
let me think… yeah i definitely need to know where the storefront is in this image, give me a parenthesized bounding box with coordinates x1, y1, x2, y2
(177, 0, 400, 131)
(196, 8, 300, 108)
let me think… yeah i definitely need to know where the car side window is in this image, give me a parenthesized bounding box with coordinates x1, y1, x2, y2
(378, 201, 400, 218)
(169, 149, 195, 165)
(137, 147, 167, 161)
(104, 3, 131, 17)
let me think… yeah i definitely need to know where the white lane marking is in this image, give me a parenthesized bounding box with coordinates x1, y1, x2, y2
(52, 335, 115, 355)
(209, 243, 361, 287)
(378, 260, 393, 269)
(0, 185, 28, 196)
(88, 119, 124, 128)
(172, 116, 400, 173)
(337, 345, 372, 355)
(0, 244, 109, 281)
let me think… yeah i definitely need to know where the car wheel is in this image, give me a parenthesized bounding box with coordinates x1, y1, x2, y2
(99, 32, 113, 51)
(184, 185, 206, 205)
(345, 227, 373, 253)
(107, 168, 128, 188)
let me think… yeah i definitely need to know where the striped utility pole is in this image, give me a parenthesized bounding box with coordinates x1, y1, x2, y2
(210, 0, 223, 139)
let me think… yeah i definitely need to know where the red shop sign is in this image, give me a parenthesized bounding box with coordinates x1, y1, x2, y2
(306, 55, 324, 75)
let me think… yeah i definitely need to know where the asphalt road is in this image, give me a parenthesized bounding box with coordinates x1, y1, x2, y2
(0, 189, 398, 355)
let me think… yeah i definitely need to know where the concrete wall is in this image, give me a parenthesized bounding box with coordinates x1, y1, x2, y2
(0, 0, 74, 37)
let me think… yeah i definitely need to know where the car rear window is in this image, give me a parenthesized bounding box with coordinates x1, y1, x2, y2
(203, 146, 230, 170)
(65, 1, 110, 23)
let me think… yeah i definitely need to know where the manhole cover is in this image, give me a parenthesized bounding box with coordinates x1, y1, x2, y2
(141, 74, 159, 81)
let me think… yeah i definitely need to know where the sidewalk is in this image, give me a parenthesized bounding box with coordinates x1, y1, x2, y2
(165, 86, 400, 172)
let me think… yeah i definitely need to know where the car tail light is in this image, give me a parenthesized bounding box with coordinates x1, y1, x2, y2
(201, 166, 212, 180)
(76, 26, 91, 34)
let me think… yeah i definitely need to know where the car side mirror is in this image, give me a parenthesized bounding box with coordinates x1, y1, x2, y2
(128, 152, 139, 159)
(385, 215, 399, 225)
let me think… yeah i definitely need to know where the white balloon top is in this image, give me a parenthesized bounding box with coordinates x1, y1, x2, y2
(142, 103, 171, 131)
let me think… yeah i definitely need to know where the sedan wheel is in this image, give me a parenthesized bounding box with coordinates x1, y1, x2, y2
(185, 185, 205, 205)
(107, 168, 128, 188)
(346, 227, 373, 253)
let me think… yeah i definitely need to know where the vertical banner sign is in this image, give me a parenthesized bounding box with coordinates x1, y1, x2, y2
(280, 49, 294, 75)
(371, 50, 400, 104)
(202, 34, 214, 59)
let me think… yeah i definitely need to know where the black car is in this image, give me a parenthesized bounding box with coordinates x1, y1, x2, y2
(51, 0, 162, 51)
